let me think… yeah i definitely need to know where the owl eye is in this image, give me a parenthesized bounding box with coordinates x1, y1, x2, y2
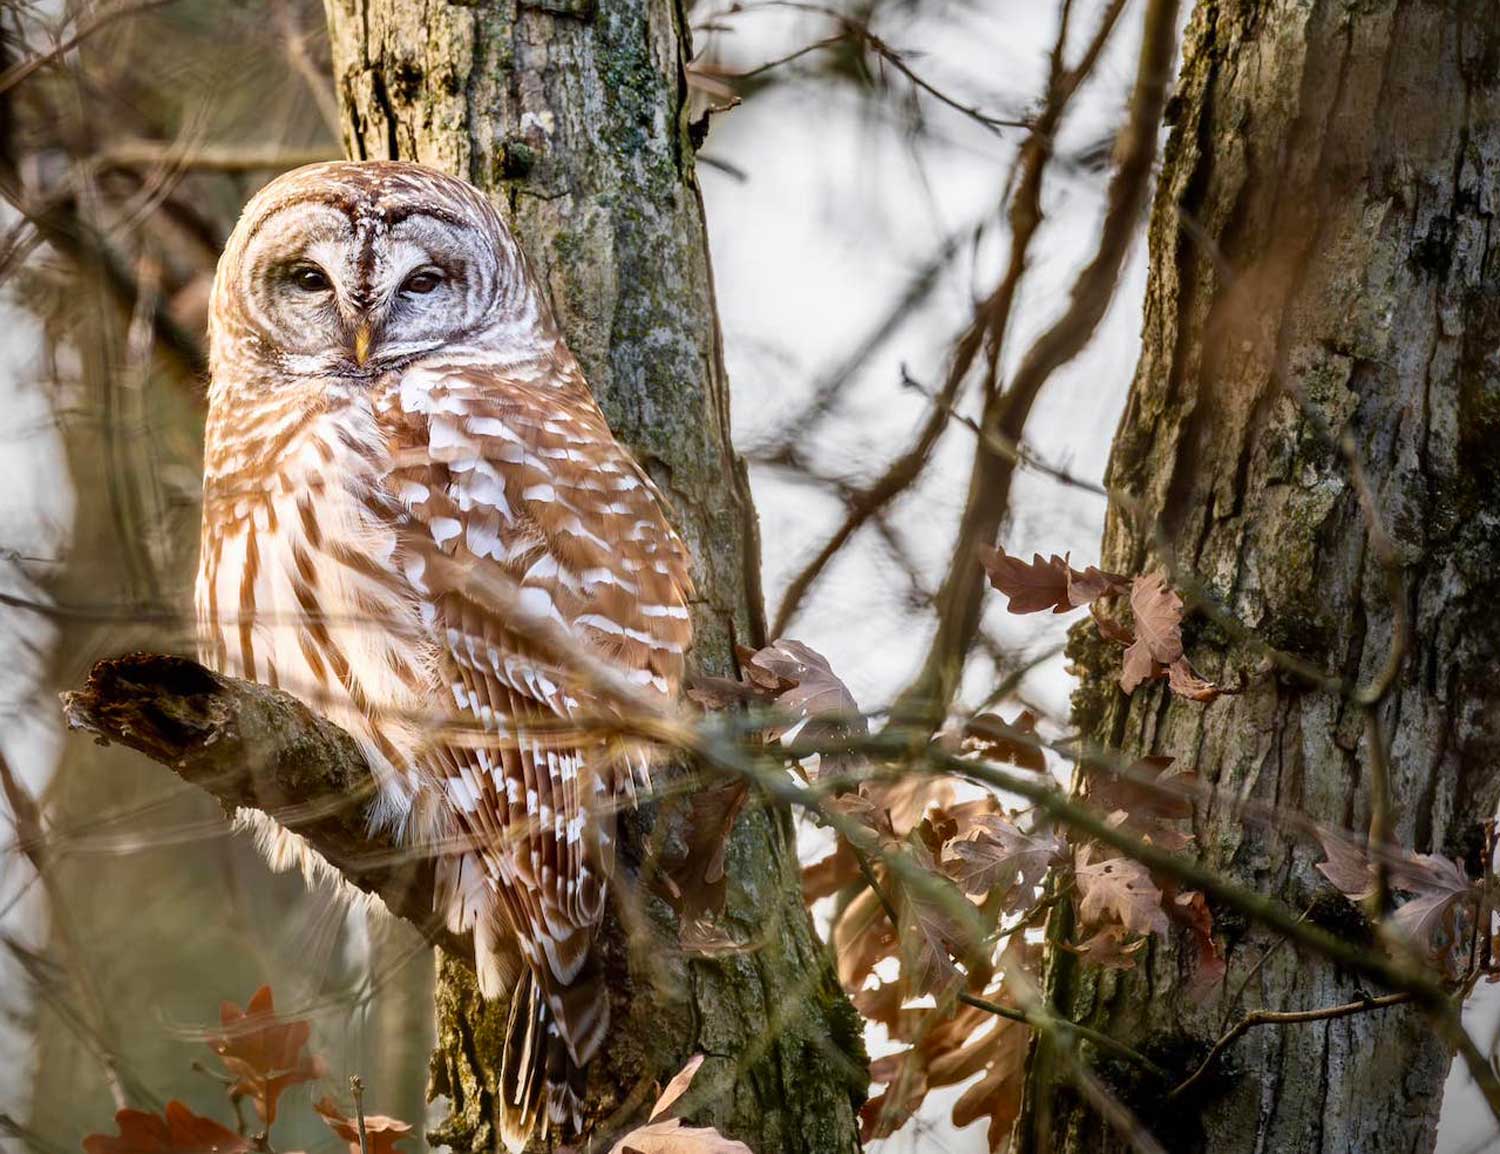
(289, 265, 331, 293)
(402, 268, 443, 295)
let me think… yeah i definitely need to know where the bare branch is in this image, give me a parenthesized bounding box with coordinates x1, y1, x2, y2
(893, 0, 1176, 726)
(96, 141, 337, 173)
(1167, 993, 1415, 1102)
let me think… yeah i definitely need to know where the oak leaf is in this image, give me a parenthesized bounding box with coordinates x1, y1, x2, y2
(957, 710, 1047, 773)
(1066, 564, 1132, 606)
(978, 548, 1074, 613)
(211, 986, 322, 1125)
(656, 779, 749, 924)
(313, 1098, 412, 1154)
(861, 998, 1023, 1149)
(1172, 889, 1226, 997)
(1389, 853, 1473, 955)
(833, 884, 899, 990)
(742, 639, 865, 750)
(1314, 833, 1476, 961)
(860, 772, 956, 837)
(979, 547, 1128, 614)
(801, 839, 864, 903)
(1314, 830, 1378, 901)
(1076, 849, 1170, 938)
(941, 813, 1065, 905)
(1059, 924, 1148, 970)
(1166, 657, 1231, 703)
(1120, 573, 1183, 693)
(650, 1054, 706, 1120)
(617, 1056, 755, 1152)
(896, 845, 971, 996)
(1087, 756, 1196, 851)
(83, 1103, 249, 1154)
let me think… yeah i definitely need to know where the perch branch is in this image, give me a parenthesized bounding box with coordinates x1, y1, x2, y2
(59, 653, 468, 957)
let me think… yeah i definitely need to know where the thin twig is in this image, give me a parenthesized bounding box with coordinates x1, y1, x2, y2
(769, 0, 1126, 638)
(893, 0, 1173, 727)
(350, 1075, 370, 1154)
(97, 141, 337, 172)
(0, 0, 178, 97)
(1167, 992, 1414, 1101)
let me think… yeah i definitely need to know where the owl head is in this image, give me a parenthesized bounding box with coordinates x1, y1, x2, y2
(209, 161, 552, 384)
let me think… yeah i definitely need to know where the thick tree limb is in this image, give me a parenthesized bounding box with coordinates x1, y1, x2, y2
(59, 652, 467, 957)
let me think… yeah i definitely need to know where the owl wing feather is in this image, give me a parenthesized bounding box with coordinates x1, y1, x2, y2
(381, 359, 692, 1070)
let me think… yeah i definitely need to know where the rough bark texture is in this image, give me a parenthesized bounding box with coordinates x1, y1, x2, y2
(320, 4, 864, 1151)
(1026, 3, 1500, 1153)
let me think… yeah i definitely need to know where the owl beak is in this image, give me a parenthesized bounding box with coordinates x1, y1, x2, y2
(352, 323, 374, 367)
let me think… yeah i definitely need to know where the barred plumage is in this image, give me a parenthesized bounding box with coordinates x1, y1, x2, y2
(196, 161, 692, 1147)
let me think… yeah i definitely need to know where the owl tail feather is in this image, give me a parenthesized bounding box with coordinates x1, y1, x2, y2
(498, 971, 590, 1153)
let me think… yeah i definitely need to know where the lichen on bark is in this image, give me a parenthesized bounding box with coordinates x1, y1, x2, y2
(1023, 3, 1500, 1152)
(321, 2, 861, 1150)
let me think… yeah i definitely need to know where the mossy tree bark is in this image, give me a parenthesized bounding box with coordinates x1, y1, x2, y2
(320, 4, 864, 1151)
(1023, 3, 1500, 1153)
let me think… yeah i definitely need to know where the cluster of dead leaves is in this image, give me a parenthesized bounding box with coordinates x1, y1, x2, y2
(1315, 829, 1478, 970)
(83, 987, 411, 1154)
(805, 768, 1064, 1151)
(859, 983, 1029, 1151)
(979, 547, 1234, 701)
(1067, 756, 1225, 991)
(702, 638, 1223, 1150)
(829, 751, 1225, 1149)
(663, 639, 872, 950)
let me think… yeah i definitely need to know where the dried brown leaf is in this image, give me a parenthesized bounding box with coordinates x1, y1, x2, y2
(947, 1014, 1028, 1152)
(978, 547, 1074, 614)
(862, 997, 1025, 1151)
(84, 1104, 249, 1154)
(1172, 889, 1226, 998)
(1390, 853, 1473, 958)
(211, 986, 322, 1125)
(897, 852, 969, 997)
(650, 1055, 706, 1121)
(1060, 924, 1148, 970)
(1119, 642, 1162, 694)
(861, 773, 955, 838)
(1314, 830, 1378, 902)
(802, 840, 864, 903)
(745, 640, 865, 746)
(1129, 572, 1184, 664)
(959, 710, 1046, 772)
(1087, 756, 1196, 852)
(1119, 572, 1184, 693)
(1067, 564, 1132, 607)
(1167, 657, 1233, 703)
(314, 1097, 412, 1154)
(608, 1118, 753, 1154)
(1076, 849, 1170, 938)
(1092, 607, 1136, 646)
(1315, 833, 1476, 961)
(941, 814, 1065, 904)
(833, 885, 898, 991)
(655, 780, 749, 923)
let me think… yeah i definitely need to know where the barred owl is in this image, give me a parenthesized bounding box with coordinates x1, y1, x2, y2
(196, 161, 692, 1148)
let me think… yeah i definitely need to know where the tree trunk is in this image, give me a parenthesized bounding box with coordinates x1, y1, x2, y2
(1024, 2, 1500, 1152)
(320, 4, 864, 1151)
